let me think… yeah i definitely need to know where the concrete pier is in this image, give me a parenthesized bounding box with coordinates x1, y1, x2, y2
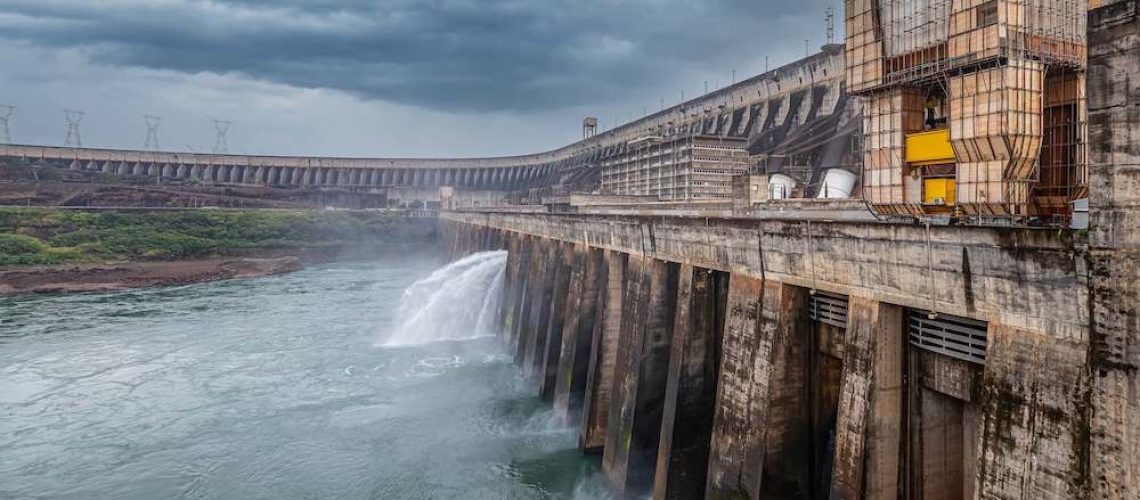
(581, 251, 626, 452)
(653, 266, 725, 500)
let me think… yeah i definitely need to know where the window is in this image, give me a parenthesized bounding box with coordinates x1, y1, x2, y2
(977, 1, 998, 28)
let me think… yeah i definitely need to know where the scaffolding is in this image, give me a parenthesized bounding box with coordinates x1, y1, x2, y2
(950, 59, 1044, 216)
(845, 0, 1091, 222)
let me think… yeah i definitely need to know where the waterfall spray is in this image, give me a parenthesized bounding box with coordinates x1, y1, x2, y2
(383, 251, 507, 347)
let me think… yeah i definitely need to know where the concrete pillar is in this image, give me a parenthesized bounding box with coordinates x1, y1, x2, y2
(522, 241, 559, 382)
(537, 243, 574, 401)
(514, 238, 544, 364)
(554, 246, 606, 423)
(581, 250, 628, 452)
(602, 255, 680, 497)
(508, 236, 535, 356)
(829, 297, 904, 500)
(500, 235, 522, 331)
(653, 266, 728, 500)
(975, 323, 1087, 500)
(705, 276, 810, 499)
(1088, 5, 1140, 499)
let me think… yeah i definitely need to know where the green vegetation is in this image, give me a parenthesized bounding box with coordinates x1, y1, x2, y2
(0, 208, 415, 266)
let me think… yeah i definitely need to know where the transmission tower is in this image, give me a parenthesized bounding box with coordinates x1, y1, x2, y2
(64, 109, 85, 148)
(826, 6, 836, 44)
(0, 105, 13, 144)
(142, 115, 162, 151)
(212, 118, 231, 153)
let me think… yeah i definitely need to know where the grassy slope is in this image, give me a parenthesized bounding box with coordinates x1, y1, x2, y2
(0, 209, 413, 266)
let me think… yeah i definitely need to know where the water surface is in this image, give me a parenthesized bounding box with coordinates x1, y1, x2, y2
(0, 253, 609, 500)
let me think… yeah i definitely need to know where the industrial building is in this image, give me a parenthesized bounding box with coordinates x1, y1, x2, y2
(599, 134, 750, 200)
(848, 0, 1095, 221)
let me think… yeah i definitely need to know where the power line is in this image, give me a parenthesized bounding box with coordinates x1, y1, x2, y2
(143, 115, 162, 151)
(64, 109, 85, 148)
(0, 105, 13, 144)
(212, 118, 231, 154)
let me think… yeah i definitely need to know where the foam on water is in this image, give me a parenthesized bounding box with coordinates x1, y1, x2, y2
(383, 251, 507, 347)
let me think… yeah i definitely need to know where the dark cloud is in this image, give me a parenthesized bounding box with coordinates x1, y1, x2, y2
(0, 0, 829, 113)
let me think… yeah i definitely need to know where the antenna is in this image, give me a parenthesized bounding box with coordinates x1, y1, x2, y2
(805, 39, 810, 57)
(143, 115, 162, 151)
(0, 105, 13, 144)
(212, 118, 231, 153)
(826, 6, 836, 44)
(64, 109, 85, 148)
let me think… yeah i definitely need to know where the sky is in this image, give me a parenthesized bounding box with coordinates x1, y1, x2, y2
(0, 0, 839, 158)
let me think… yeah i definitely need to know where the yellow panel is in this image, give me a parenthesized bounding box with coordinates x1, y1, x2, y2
(924, 178, 957, 205)
(906, 129, 956, 165)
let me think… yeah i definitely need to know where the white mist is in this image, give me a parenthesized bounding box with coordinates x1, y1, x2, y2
(383, 251, 507, 347)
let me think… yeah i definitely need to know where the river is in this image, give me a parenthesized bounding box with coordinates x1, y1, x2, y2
(0, 252, 612, 500)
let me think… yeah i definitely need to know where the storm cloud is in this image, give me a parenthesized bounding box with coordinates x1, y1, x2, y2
(0, 0, 830, 113)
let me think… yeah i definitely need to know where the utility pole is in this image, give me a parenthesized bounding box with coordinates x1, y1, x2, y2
(212, 118, 231, 154)
(0, 105, 13, 144)
(143, 115, 162, 151)
(64, 109, 85, 147)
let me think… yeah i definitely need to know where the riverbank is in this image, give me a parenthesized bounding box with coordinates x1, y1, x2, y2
(0, 257, 303, 294)
(0, 208, 438, 294)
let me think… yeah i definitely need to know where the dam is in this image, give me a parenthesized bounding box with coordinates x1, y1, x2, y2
(432, 3, 1138, 499)
(1, 1, 1137, 499)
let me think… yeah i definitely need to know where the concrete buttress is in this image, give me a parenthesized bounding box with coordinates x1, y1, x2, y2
(581, 250, 627, 452)
(602, 255, 680, 497)
(653, 266, 728, 500)
(829, 297, 904, 500)
(554, 247, 605, 423)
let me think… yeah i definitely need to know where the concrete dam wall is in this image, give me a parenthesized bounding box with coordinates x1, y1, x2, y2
(438, 212, 1089, 500)
(430, 5, 1140, 497)
(0, 46, 851, 199)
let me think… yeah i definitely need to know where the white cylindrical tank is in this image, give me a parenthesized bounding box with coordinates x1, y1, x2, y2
(768, 174, 797, 200)
(817, 169, 857, 199)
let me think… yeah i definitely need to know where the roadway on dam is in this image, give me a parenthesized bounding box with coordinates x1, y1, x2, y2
(0, 254, 613, 500)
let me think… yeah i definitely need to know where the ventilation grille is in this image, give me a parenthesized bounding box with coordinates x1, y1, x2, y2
(908, 310, 988, 365)
(809, 291, 849, 329)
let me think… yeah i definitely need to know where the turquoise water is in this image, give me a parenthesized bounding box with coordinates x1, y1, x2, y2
(0, 254, 610, 500)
